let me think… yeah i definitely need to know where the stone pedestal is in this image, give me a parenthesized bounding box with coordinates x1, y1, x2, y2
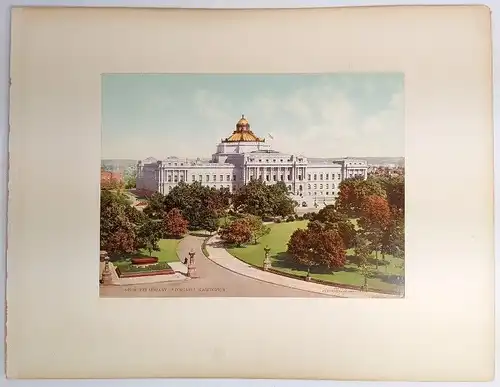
(101, 262, 113, 285)
(187, 250, 197, 278)
(263, 246, 271, 271)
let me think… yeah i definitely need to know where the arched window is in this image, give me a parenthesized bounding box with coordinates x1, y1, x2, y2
(307, 184, 311, 189)
(299, 185, 303, 191)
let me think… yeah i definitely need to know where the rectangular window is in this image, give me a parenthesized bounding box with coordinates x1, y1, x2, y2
(168, 176, 172, 182)
(174, 176, 178, 182)
(326, 174, 329, 180)
(337, 173, 341, 179)
(198, 175, 202, 181)
(320, 174, 323, 180)
(308, 174, 311, 181)
(273, 175, 277, 181)
(266, 175, 270, 181)
(226, 175, 230, 181)
(326, 184, 329, 189)
(320, 184, 323, 189)
(314, 174, 317, 180)
(206, 175, 210, 182)
(220, 175, 223, 182)
(233, 174, 236, 181)
(213, 175, 216, 182)
(192, 175, 195, 182)
(287, 175, 292, 181)
(314, 184, 317, 189)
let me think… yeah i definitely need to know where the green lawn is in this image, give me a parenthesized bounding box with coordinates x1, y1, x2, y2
(227, 220, 404, 293)
(112, 238, 180, 268)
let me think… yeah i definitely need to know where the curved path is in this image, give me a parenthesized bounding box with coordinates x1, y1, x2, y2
(100, 235, 333, 298)
(205, 235, 399, 299)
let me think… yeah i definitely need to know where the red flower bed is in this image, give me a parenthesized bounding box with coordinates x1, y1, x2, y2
(117, 269, 175, 278)
(131, 257, 158, 265)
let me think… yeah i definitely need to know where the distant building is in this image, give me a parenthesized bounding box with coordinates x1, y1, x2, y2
(136, 115, 368, 207)
(101, 168, 123, 186)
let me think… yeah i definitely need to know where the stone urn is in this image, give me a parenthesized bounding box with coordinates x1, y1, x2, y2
(100, 250, 108, 262)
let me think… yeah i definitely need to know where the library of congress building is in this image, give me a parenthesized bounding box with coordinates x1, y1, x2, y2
(136, 115, 368, 207)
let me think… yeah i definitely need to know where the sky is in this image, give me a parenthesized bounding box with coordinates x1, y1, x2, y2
(101, 73, 404, 160)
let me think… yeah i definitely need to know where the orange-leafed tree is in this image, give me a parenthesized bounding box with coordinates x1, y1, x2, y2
(358, 195, 392, 268)
(287, 227, 346, 272)
(219, 218, 253, 247)
(163, 208, 189, 239)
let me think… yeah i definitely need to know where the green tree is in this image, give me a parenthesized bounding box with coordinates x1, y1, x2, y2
(125, 175, 137, 189)
(355, 234, 374, 290)
(143, 192, 165, 220)
(381, 216, 405, 261)
(164, 182, 228, 230)
(233, 180, 295, 218)
(242, 214, 271, 244)
(313, 205, 348, 224)
(311, 206, 357, 249)
(233, 180, 274, 218)
(136, 217, 162, 256)
(100, 190, 137, 257)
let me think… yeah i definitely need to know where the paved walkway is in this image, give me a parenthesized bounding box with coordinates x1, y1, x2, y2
(100, 235, 334, 298)
(204, 235, 398, 299)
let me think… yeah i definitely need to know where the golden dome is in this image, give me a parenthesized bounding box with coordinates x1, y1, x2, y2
(223, 114, 265, 143)
(237, 115, 249, 127)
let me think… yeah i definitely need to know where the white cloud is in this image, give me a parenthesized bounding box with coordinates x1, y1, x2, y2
(104, 84, 404, 159)
(260, 87, 404, 157)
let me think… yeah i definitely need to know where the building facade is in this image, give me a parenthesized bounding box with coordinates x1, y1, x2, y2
(136, 115, 368, 207)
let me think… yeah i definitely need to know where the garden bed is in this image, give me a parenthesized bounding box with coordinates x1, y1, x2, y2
(116, 262, 176, 278)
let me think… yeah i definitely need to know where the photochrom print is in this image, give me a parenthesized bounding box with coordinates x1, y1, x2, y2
(99, 73, 405, 298)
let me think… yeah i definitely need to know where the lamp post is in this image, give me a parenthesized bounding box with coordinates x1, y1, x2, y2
(305, 266, 311, 282)
(263, 245, 271, 271)
(187, 249, 197, 278)
(304, 247, 314, 282)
